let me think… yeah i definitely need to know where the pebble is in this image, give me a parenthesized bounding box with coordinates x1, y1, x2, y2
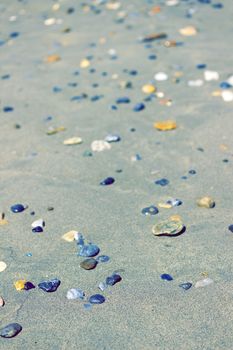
(197, 196, 215, 208)
(80, 59, 90, 68)
(0, 323, 22, 338)
(221, 90, 233, 102)
(46, 126, 66, 135)
(142, 33, 167, 43)
(161, 274, 173, 281)
(155, 178, 169, 186)
(91, 140, 111, 152)
(78, 243, 100, 257)
(0, 296, 5, 307)
(204, 70, 219, 81)
(105, 134, 121, 143)
(0, 213, 8, 225)
(141, 205, 159, 216)
(116, 97, 130, 104)
(166, 199, 182, 207)
(228, 225, 233, 233)
(14, 280, 26, 291)
(106, 274, 122, 286)
(80, 258, 98, 270)
(179, 26, 197, 36)
(188, 79, 204, 87)
(98, 282, 107, 291)
(179, 282, 192, 290)
(63, 137, 83, 145)
(142, 84, 156, 94)
(62, 230, 78, 242)
(133, 103, 145, 112)
(152, 219, 184, 236)
(0, 261, 7, 272)
(96, 255, 110, 263)
(89, 294, 105, 304)
(154, 72, 168, 81)
(46, 54, 61, 63)
(24, 281, 35, 290)
(154, 120, 177, 131)
(66, 288, 85, 300)
(31, 218, 44, 230)
(100, 177, 115, 186)
(195, 278, 213, 288)
(38, 278, 61, 292)
(10, 204, 25, 213)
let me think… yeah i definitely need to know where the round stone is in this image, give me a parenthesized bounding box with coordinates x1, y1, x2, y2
(133, 103, 145, 112)
(152, 219, 184, 236)
(96, 255, 110, 263)
(10, 204, 25, 213)
(142, 84, 156, 94)
(0, 261, 7, 272)
(197, 196, 215, 208)
(80, 258, 98, 270)
(141, 206, 159, 216)
(155, 178, 169, 186)
(89, 294, 105, 304)
(78, 243, 100, 257)
(38, 278, 61, 292)
(0, 323, 22, 338)
(154, 72, 168, 81)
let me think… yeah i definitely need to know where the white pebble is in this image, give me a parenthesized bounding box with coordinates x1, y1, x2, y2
(91, 140, 111, 152)
(0, 261, 7, 272)
(66, 288, 84, 300)
(154, 72, 168, 81)
(195, 278, 213, 288)
(31, 218, 44, 229)
(188, 79, 204, 87)
(221, 90, 233, 102)
(204, 70, 219, 81)
(166, 0, 180, 6)
(44, 18, 56, 26)
(227, 75, 233, 86)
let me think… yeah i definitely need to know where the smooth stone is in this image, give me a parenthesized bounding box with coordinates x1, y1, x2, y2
(204, 70, 219, 81)
(100, 177, 115, 186)
(106, 274, 122, 286)
(31, 218, 44, 229)
(0, 323, 22, 338)
(14, 280, 26, 291)
(98, 282, 108, 291)
(197, 196, 215, 208)
(179, 282, 192, 290)
(141, 205, 159, 216)
(155, 178, 169, 186)
(24, 281, 35, 290)
(161, 274, 173, 281)
(91, 140, 111, 152)
(62, 230, 78, 242)
(179, 26, 197, 36)
(105, 134, 121, 143)
(10, 204, 25, 213)
(116, 97, 130, 104)
(78, 243, 100, 257)
(222, 90, 233, 102)
(154, 72, 168, 81)
(133, 103, 145, 111)
(228, 225, 233, 233)
(32, 226, 43, 233)
(152, 219, 184, 236)
(89, 294, 105, 304)
(38, 278, 60, 292)
(80, 258, 98, 270)
(63, 137, 82, 145)
(66, 288, 85, 300)
(195, 278, 213, 288)
(188, 79, 204, 87)
(0, 296, 5, 307)
(96, 255, 110, 263)
(0, 261, 7, 272)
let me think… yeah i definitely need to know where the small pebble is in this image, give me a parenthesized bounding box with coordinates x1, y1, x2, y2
(98, 282, 107, 291)
(96, 255, 110, 263)
(116, 97, 130, 104)
(166, 199, 182, 207)
(66, 288, 85, 300)
(179, 282, 192, 290)
(63, 137, 82, 145)
(91, 140, 111, 152)
(106, 274, 122, 286)
(154, 72, 168, 81)
(80, 258, 98, 270)
(0, 296, 5, 307)
(179, 26, 197, 36)
(0, 261, 7, 272)
(228, 225, 233, 233)
(221, 90, 233, 102)
(89, 294, 105, 304)
(78, 243, 100, 257)
(152, 219, 184, 236)
(62, 230, 78, 242)
(24, 281, 35, 290)
(105, 134, 121, 143)
(155, 178, 169, 186)
(141, 205, 159, 215)
(154, 120, 177, 131)
(100, 177, 115, 186)
(14, 280, 26, 291)
(197, 196, 215, 208)
(204, 70, 219, 81)
(10, 204, 25, 213)
(38, 278, 61, 292)
(195, 278, 213, 288)
(161, 274, 173, 281)
(0, 323, 22, 338)
(133, 103, 145, 111)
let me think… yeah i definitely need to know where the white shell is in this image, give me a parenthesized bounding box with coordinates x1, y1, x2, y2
(91, 140, 111, 152)
(204, 70, 219, 81)
(195, 278, 213, 288)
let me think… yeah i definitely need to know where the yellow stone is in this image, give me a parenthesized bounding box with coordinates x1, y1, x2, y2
(0, 213, 8, 225)
(45, 54, 61, 63)
(14, 280, 26, 291)
(142, 84, 156, 94)
(154, 120, 177, 131)
(170, 215, 182, 222)
(212, 90, 221, 97)
(62, 230, 78, 242)
(158, 203, 172, 209)
(197, 196, 215, 208)
(80, 59, 90, 68)
(63, 137, 82, 145)
(179, 26, 197, 36)
(46, 126, 66, 135)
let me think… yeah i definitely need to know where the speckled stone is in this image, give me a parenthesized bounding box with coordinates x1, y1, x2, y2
(80, 258, 98, 270)
(141, 205, 159, 216)
(152, 219, 184, 236)
(0, 323, 22, 338)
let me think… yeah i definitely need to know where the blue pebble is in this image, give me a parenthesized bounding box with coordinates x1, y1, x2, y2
(148, 54, 157, 60)
(100, 177, 115, 186)
(89, 68, 96, 73)
(196, 64, 206, 69)
(181, 176, 188, 180)
(84, 303, 92, 310)
(198, 0, 211, 3)
(89, 294, 105, 304)
(1, 74, 10, 80)
(11, 204, 25, 213)
(161, 274, 173, 281)
(106, 274, 122, 286)
(32, 226, 43, 233)
(73, 71, 80, 76)
(116, 97, 130, 104)
(111, 105, 118, 110)
(189, 169, 196, 175)
(133, 103, 145, 112)
(25, 252, 32, 257)
(90, 95, 103, 102)
(179, 282, 192, 290)
(10, 32, 20, 38)
(67, 82, 77, 87)
(24, 281, 35, 290)
(76, 233, 85, 247)
(220, 82, 232, 89)
(3, 106, 14, 112)
(212, 3, 223, 8)
(135, 154, 142, 160)
(38, 278, 61, 292)
(0, 40, 5, 46)
(129, 70, 138, 76)
(141, 205, 159, 216)
(105, 134, 121, 143)
(155, 178, 169, 186)
(228, 225, 233, 233)
(96, 255, 110, 263)
(78, 243, 100, 257)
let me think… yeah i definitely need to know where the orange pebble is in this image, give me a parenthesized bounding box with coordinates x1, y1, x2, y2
(154, 120, 177, 131)
(45, 54, 61, 63)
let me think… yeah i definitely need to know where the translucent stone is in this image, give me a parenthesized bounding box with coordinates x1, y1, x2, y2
(66, 288, 85, 300)
(195, 278, 213, 288)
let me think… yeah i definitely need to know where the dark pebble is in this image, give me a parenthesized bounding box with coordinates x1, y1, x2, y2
(161, 274, 173, 281)
(133, 103, 145, 112)
(32, 226, 43, 233)
(0, 323, 22, 338)
(155, 178, 169, 186)
(10, 204, 25, 213)
(179, 282, 192, 290)
(106, 274, 122, 286)
(38, 278, 61, 292)
(100, 177, 115, 186)
(78, 243, 100, 257)
(228, 225, 233, 233)
(141, 205, 159, 215)
(80, 258, 98, 270)
(3, 106, 14, 112)
(89, 294, 105, 304)
(96, 255, 110, 263)
(24, 281, 36, 290)
(116, 97, 130, 104)
(189, 169, 196, 175)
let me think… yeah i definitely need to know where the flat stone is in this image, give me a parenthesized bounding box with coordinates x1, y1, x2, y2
(141, 205, 159, 215)
(63, 137, 82, 145)
(100, 177, 115, 186)
(179, 282, 192, 290)
(152, 219, 184, 236)
(0, 323, 22, 338)
(38, 278, 61, 292)
(89, 294, 105, 304)
(91, 140, 111, 152)
(62, 230, 78, 242)
(106, 274, 122, 286)
(80, 258, 98, 270)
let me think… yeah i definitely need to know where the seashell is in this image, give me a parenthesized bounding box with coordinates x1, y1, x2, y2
(31, 218, 44, 229)
(152, 219, 184, 236)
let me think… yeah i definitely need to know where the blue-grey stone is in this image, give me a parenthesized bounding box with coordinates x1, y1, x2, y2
(78, 243, 100, 257)
(100, 177, 115, 186)
(141, 205, 159, 216)
(0, 323, 22, 338)
(96, 255, 110, 263)
(38, 278, 61, 292)
(105, 134, 121, 143)
(106, 274, 122, 286)
(89, 294, 105, 304)
(10, 204, 25, 213)
(179, 282, 192, 290)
